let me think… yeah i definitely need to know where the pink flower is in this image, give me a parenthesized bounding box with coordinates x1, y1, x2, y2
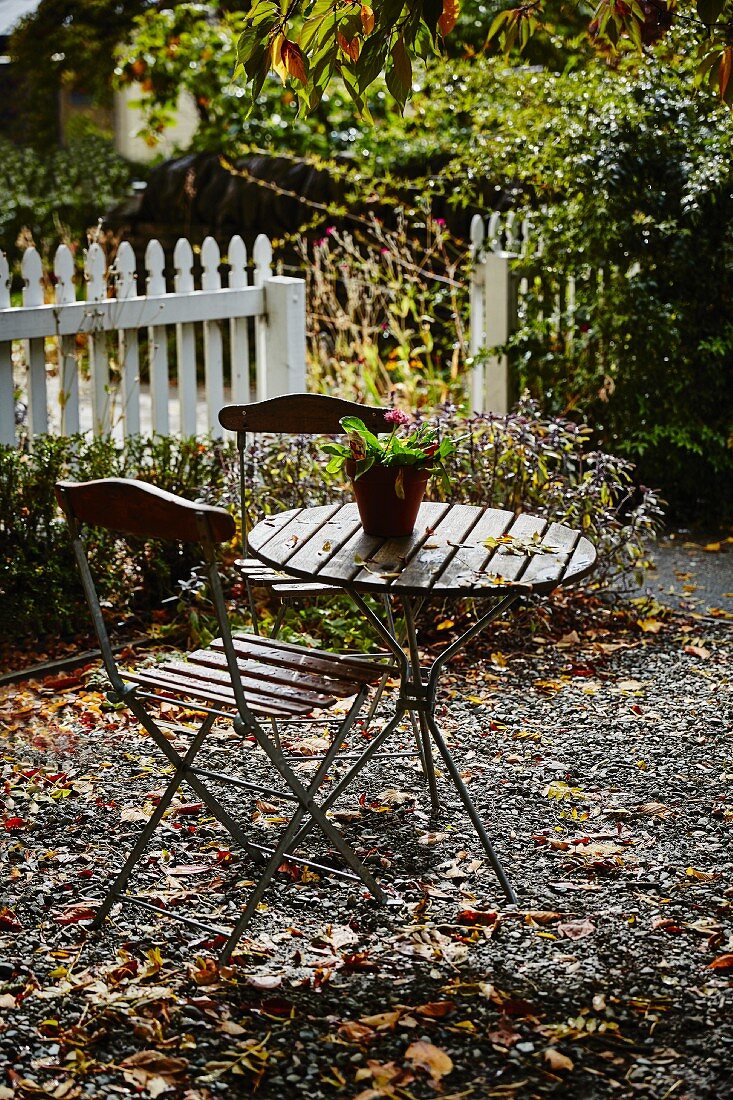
(434, 218, 446, 227)
(384, 408, 410, 427)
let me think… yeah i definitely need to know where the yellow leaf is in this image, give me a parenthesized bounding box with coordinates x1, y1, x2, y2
(436, 619, 454, 631)
(703, 541, 722, 552)
(361, 4, 375, 34)
(637, 618, 663, 633)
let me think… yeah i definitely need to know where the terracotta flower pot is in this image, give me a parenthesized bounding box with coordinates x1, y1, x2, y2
(346, 461, 430, 537)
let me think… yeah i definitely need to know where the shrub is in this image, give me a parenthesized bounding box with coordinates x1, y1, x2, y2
(0, 403, 662, 645)
(0, 435, 232, 645)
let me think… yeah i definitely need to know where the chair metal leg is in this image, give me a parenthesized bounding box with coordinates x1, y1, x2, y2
(220, 693, 381, 961)
(90, 714, 216, 929)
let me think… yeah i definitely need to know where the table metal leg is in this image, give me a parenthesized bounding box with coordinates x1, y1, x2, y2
(425, 710, 517, 904)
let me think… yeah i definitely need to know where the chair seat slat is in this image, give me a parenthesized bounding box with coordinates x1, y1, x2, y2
(124, 669, 320, 717)
(183, 651, 370, 699)
(224, 634, 392, 682)
(159, 658, 345, 706)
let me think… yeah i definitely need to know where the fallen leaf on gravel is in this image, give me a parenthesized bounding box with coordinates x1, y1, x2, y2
(544, 1047, 574, 1072)
(0, 994, 16, 1009)
(686, 867, 721, 881)
(54, 904, 96, 925)
(245, 973, 282, 990)
(167, 864, 211, 876)
(0, 906, 22, 931)
(120, 1050, 188, 1096)
(360, 1009, 403, 1030)
(708, 954, 733, 970)
(375, 788, 415, 806)
(637, 618, 663, 633)
(683, 644, 711, 660)
(457, 908, 498, 926)
(557, 917, 596, 940)
(405, 1040, 453, 1084)
(414, 1000, 456, 1018)
(339, 1020, 375, 1043)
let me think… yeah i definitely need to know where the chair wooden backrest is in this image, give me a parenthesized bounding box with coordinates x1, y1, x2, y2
(55, 477, 239, 706)
(218, 394, 390, 554)
(219, 394, 390, 436)
(55, 478, 235, 544)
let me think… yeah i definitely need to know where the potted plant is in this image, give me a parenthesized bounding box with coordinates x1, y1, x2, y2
(321, 410, 456, 537)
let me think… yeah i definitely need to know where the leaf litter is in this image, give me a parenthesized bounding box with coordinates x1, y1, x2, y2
(1, 598, 732, 1098)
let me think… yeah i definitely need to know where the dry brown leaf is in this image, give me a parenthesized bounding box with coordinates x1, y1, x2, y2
(405, 1040, 454, 1084)
(544, 1047, 574, 1072)
(339, 1019, 375, 1043)
(360, 1009, 403, 1030)
(708, 954, 733, 970)
(120, 1051, 188, 1096)
(557, 917, 596, 940)
(414, 1000, 456, 1018)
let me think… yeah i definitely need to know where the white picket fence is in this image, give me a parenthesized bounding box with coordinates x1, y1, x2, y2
(470, 209, 593, 416)
(0, 233, 306, 446)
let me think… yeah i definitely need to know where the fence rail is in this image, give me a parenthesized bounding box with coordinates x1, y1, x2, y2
(0, 233, 306, 446)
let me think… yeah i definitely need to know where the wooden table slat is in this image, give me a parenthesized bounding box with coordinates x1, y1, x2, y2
(435, 508, 515, 589)
(351, 502, 451, 588)
(248, 504, 342, 565)
(518, 521, 581, 588)
(391, 504, 483, 591)
(284, 502, 364, 576)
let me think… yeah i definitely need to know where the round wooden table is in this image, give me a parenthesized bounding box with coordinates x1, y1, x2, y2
(249, 501, 597, 904)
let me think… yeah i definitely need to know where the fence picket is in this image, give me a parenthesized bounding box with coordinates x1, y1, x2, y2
(201, 236, 224, 438)
(173, 237, 197, 437)
(253, 234, 273, 400)
(22, 247, 48, 437)
(145, 239, 169, 436)
(54, 245, 79, 436)
(84, 243, 111, 435)
(115, 241, 141, 437)
(228, 235, 251, 404)
(0, 250, 14, 445)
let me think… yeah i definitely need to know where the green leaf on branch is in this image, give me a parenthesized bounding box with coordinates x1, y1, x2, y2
(696, 0, 727, 26)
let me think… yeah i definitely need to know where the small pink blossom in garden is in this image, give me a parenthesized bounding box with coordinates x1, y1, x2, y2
(325, 226, 335, 235)
(434, 218, 446, 227)
(384, 408, 411, 427)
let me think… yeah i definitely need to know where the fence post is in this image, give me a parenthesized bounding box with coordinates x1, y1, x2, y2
(145, 239, 170, 437)
(469, 213, 517, 415)
(261, 275, 306, 398)
(0, 250, 14, 445)
(22, 247, 48, 438)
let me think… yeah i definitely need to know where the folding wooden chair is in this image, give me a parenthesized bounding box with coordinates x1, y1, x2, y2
(218, 394, 422, 748)
(55, 477, 390, 961)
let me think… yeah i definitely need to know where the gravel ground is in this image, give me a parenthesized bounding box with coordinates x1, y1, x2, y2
(1, 596, 732, 1100)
